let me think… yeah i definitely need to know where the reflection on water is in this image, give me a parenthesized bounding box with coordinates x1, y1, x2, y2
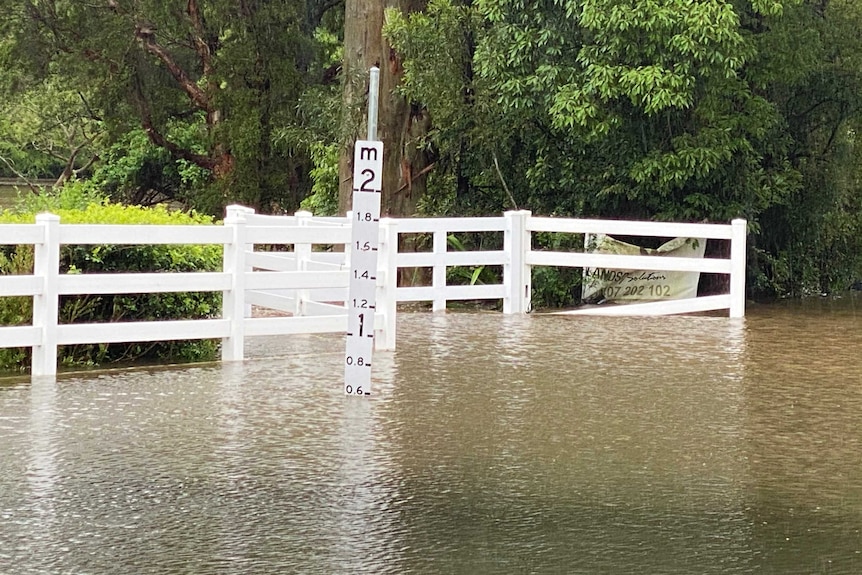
(1, 299, 861, 574)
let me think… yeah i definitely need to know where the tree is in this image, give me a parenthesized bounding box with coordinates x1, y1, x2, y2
(3, 0, 322, 213)
(0, 78, 102, 190)
(474, 0, 799, 221)
(749, 0, 862, 295)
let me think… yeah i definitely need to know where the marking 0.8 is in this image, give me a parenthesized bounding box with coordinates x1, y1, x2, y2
(344, 140, 383, 396)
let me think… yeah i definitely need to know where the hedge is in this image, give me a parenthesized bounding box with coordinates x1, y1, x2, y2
(0, 203, 222, 372)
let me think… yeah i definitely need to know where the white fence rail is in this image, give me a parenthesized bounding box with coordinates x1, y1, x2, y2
(0, 207, 746, 376)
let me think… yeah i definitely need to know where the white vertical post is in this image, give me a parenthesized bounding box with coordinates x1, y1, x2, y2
(375, 218, 398, 350)
(227, 205, 255, 318)
(243, 206, 255, 318)
(504, 210, 531, 314)
(294, 210, 313, 316)
(344, 68, 384, 396)
(222, 207, 248, 362)
(432, 230, 447, 311)
(32, 213, 60, 376)
(729, 218, 747, 318)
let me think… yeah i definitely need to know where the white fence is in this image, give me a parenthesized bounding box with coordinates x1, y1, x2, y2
(0, 207, 746, 376)
(0, 207, 398, 377)
(376, 210, 746, 317)
(525, 215, 747, 317)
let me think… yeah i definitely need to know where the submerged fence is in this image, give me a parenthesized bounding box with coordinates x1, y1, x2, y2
(0, 206, 746, 376)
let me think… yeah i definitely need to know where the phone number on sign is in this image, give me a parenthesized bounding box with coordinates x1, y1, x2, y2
(603, 284, 672, 298)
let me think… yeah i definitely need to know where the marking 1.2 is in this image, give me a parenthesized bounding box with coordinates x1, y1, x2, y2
(344, 140, 383, 396)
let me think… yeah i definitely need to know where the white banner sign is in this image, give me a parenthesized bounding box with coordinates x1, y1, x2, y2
(582, 235, 706, 304)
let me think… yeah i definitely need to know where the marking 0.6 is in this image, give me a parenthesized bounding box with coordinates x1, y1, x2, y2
(344, 140, 383, 396)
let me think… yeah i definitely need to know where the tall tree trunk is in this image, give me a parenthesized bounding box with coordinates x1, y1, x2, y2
(338, 0, 431, 218)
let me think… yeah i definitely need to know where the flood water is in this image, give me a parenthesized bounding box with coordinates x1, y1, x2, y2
(1, 297, 861, 574)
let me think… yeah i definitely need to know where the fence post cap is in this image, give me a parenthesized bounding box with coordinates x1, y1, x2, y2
(224, 209, 248, 224)
(35, 212, 60, 222)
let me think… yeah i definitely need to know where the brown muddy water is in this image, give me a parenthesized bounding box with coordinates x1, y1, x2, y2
(1, 296, 860, 574)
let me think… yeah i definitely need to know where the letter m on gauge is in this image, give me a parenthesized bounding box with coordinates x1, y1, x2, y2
(354, 141, 383, 193)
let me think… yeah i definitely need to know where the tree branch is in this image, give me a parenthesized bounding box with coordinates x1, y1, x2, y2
(395, 162, 436, 193)
(54, 136, 96, 187)
(493, 152, 519, 210)
(186, 0, 216, 76)
(142, 114, 216, 170)
(131, 71, 216, 170)
(0, 156, 42, 195)
(135, 24, 211, 112)
(78, 91, 103, 122)
(74, 154, 100, 176)
(821, 104, 857, 157)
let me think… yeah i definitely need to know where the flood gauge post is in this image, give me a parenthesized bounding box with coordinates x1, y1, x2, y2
(344, 67, 382, 396)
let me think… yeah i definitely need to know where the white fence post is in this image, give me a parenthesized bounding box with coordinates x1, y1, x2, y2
(234, 205, 256, 318)
(222, 206, 248, 361)
(376, 218, 398, 350)
(32, 213, 60, 376)
(504, 210, 531, 314)
(729, 218, 747, 318)
(432, 230, 447, 311)
(294, 210, 313, 316)
(344, 211, 353, 293)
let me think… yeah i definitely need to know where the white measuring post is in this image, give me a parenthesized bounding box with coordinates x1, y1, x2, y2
(344, 67, 382, 396)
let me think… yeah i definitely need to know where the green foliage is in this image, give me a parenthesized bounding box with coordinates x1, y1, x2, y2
(445, 234, 500, 289)
(12, 179, 107, 213)
(529, 232, 585, 309)
(0, 246, 33, 368)
(300, 142, 340, 216)
(89, 127, 210, 207)
(475, 0, 790, 223)
(0, 203, 222, 372)
(747, 0, 862, 296)
(284, 26, 345, 217)
(388, 0, 862, 301)
(0, 53, 100, 180)
(754, 133, 862, 296)
(0, 0, 339, 215)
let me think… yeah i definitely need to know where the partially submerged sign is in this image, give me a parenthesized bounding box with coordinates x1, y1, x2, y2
(582, 235, 706, 304)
